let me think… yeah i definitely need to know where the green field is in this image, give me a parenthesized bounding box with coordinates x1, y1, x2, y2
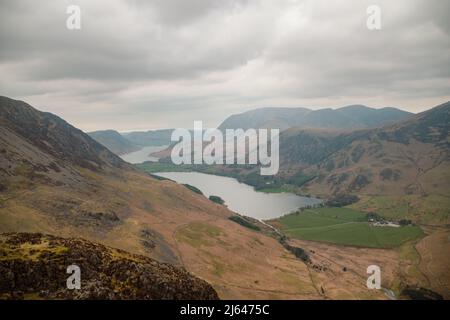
(277, 207, 423, 248)
(350, 195, 450, 225)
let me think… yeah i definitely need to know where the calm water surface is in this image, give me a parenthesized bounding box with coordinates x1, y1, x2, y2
(154, 171, 322, 220)
(120, 145, 168, 164)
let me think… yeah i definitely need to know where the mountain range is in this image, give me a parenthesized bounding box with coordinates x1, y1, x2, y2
(88, 129, 173, 156)
(219, 105, 413, 131)
(278, 102, 450, 218)
(88, 105, 412, 157)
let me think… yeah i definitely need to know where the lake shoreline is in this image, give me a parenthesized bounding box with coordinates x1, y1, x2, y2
(153, 171, 322, 220)
(136, 161, 324, 199)
(120, 145, 169, 164)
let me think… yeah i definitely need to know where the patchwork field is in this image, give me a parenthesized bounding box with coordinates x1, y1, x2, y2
(273, 207, 424, 248)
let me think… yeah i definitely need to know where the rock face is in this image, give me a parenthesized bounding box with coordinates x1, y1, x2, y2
(0, 233, 219, 300)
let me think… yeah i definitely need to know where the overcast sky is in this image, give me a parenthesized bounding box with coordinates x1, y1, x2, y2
(1, 0, 449, 131)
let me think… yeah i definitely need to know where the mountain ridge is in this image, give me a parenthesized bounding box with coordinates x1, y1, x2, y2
(87, 128, 174, 157)
(122, 129, 173, 147)
(219, 104, 413, 131)
(0, 96, 127, 172)
(88, 129, 141, 155)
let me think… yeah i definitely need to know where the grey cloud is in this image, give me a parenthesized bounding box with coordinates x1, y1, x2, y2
(129, 0, 248, 26)
(0, 0, 449, 131)
(0, 0, 266, 82)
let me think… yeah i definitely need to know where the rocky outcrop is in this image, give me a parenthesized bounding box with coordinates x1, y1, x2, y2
(0, 233, 219, 300)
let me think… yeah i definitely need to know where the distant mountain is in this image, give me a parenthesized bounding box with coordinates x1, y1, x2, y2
(0, 233, 218, 300)
(219, 105, 413, 131)
(278, 102, 450, 223)
(87, 128, 173, 156)
(88, 129, 140, 155)
(122, 129, 173, 147)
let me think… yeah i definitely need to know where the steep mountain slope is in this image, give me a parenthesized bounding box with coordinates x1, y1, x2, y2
(219, 105, 412, 131)
(0, 233, 218, 300)
(88, 130, 140, 155)
(0, 97, 126, 172)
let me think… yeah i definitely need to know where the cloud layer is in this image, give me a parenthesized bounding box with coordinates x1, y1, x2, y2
(1, 0, 449, 131)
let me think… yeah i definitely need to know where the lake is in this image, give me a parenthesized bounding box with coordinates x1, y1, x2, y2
(154, 171, 322, 220)
(120, 145, 168, 164)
